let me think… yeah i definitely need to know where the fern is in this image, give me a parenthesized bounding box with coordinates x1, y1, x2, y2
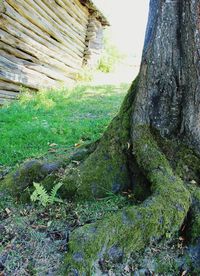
(30, 182, 63, 207)
(49, 182, 63, 204)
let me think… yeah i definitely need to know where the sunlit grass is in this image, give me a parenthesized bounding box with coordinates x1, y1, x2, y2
(0, 83, 129, 166)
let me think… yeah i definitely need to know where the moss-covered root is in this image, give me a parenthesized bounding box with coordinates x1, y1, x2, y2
(63, 126, 191, 274)
(0, 145, 95, 200)
(0, 159, 63, 199)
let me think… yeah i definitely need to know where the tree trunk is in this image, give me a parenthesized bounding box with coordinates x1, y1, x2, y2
(133, 0, 200, 150)
(1, 0, 200, 274)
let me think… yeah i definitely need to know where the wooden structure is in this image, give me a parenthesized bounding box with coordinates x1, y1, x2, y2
(0, 0, 109, 104)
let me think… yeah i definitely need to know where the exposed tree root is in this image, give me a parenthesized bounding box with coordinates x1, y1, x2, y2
(0, 143, 96, 200)
(63, 126, 191, 274)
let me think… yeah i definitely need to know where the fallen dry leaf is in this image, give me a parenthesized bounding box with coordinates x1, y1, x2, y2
(48, 148, 57, 153)
(75, 143, 81, 147)
(181, 270, 187, 276)
(5, 208, 11, 215)
(49, 143, 57, 147)
(124, 264, 130, 272)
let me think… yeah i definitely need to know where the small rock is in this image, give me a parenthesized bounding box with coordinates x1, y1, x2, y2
(72, 252, 84, 263)
(134, 269, 151, 276)
(107, 245, 123, 263)
(190, 180, 197, 184)
(41, 162, 60, 174)
(124, 264, 130, 272)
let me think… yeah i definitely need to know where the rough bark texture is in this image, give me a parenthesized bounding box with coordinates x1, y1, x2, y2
(133, 0, 200, 150)
(1, 0, 200, 274)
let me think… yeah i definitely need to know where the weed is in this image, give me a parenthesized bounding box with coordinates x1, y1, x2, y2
(74, 66, 94, 82)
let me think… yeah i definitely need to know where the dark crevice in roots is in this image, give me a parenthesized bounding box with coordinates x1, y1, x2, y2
(180, 186, 200, 244)
(127, 153, 152, 202)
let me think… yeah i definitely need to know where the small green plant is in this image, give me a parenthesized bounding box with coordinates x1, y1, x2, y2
(30, 182, 63, 207)
(98, 31, 125, 73)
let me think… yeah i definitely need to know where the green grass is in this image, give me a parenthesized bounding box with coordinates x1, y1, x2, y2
(0, 83, 128, 167)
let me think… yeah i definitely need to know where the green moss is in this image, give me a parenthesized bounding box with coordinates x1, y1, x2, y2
(0, 160, 43, 198)
(151, 131, 200, 243)
(175, 146, 200, 182)
(152, 129, 200, 182)
(63, 125, 191, 274)
(61, 117, 130, 200)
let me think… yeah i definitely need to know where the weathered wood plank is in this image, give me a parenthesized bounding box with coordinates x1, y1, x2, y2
(56, 0, 88, 25)
(0, 41, 36, 62)
(0, 81, 22, 91)
(0, 30, 80, 75)
(0, 0, 107, 99)
(80, 0, 110, 26)
(0, 97, 15, 105)
(0, 51, 76, 83)
(43, 0, 87, 34)
(0, 56, 59, 89)
(0, 90, 19, 99)
(68, 0, 89, 19)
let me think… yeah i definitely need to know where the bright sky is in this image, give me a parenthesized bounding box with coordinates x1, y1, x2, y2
(93, 0, 149, 63)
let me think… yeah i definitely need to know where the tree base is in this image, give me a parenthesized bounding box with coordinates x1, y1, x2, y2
(63, 126, 191, 274)
(1, 118, 200, 274)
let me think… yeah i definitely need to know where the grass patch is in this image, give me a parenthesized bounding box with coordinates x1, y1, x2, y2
(0, 83, 128, 167)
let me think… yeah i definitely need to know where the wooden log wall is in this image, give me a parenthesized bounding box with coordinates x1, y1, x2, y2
(83, 15, 104, 68)
(0, 0, 109, 105)
(0, 0, 89, 104)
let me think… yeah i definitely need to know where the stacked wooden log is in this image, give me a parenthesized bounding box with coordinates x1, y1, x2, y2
(83, 16, 104, 68)
(0, 0, 109, 104)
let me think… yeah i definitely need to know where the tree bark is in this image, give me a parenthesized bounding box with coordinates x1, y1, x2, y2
(1, 0, 200, 274)
(133, 0, 200, 150)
